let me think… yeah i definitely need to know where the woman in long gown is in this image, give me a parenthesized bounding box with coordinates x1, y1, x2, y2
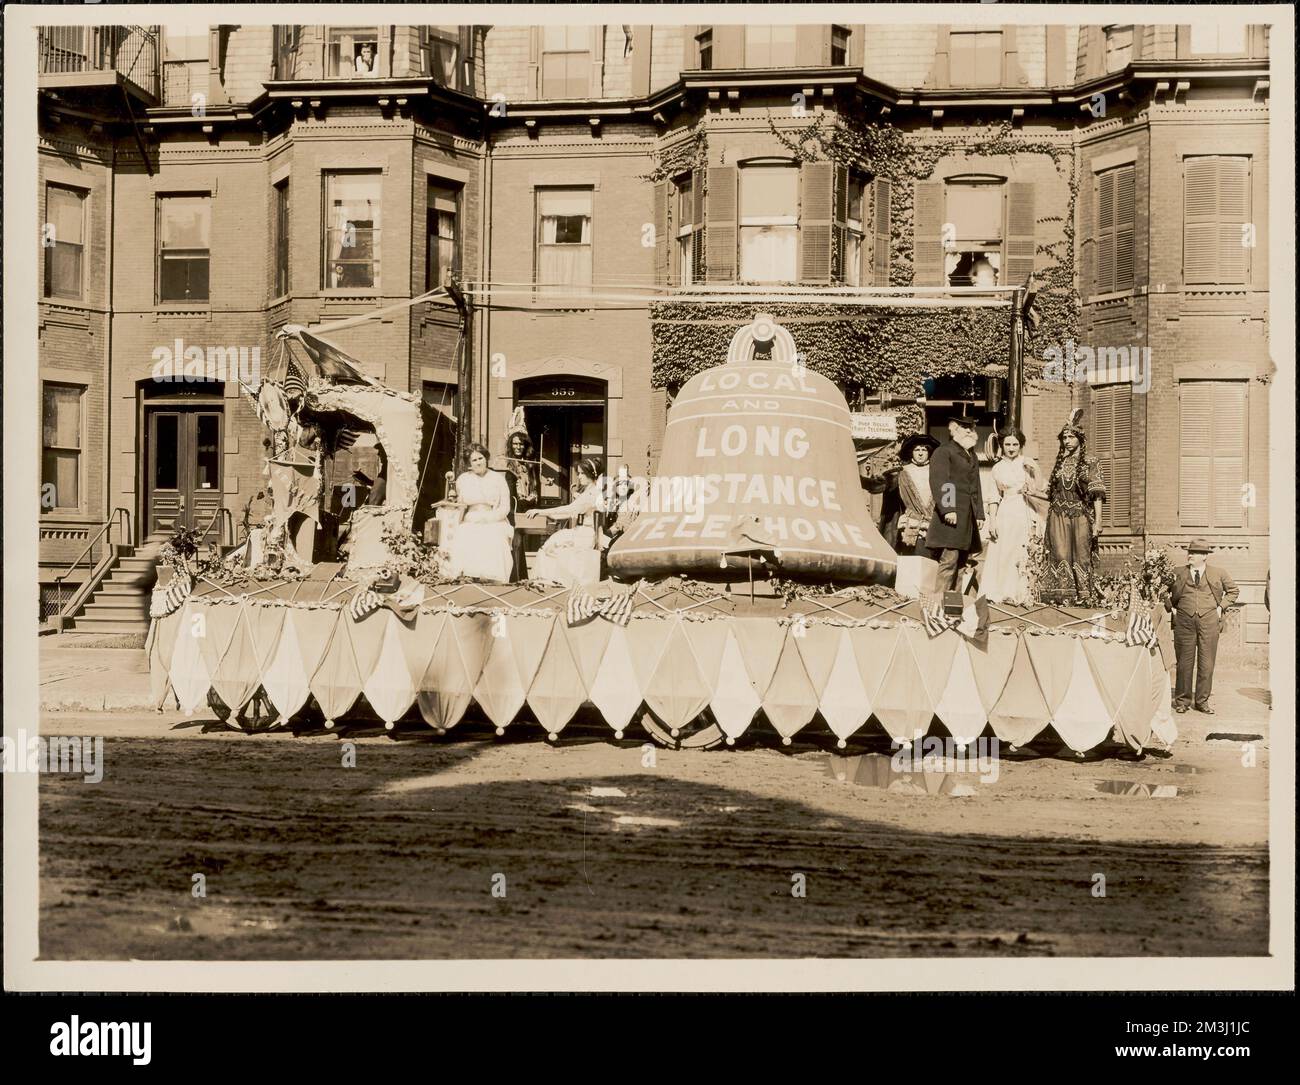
(532, 457, 604, 584)
(980, 428, 1041, 605)
(442, 444, 513, 583)
(894, 434, 939, 559)
(1039, 411, 1107, 606)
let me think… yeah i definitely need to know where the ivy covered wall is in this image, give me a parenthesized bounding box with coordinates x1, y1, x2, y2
(648, 112, 1082, 425)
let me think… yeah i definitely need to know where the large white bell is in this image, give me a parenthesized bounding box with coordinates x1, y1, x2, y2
(607, 315, 897, 583)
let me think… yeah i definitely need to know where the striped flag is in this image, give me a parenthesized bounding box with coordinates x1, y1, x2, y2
(566, 588, 634, 627)
(1125, 606, 1158, 648)
(349, 589, 381, 621)
(921, 600, 960, 637)
(282, 356, 308, 400)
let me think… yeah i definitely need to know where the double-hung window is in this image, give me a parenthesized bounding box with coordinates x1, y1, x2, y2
(541, 27, 591, 98)
(739, 164, 798, 283)
(273, 179, 290, 298)
(157, 194, 210, 303)
(944, 180, 1003, 286)
(42, 382, 83, 510)
(44, 183, 86, 300)
(426, 183, 459, 290)
(324, 171, 382, 289)
(536, 187, 592, 295)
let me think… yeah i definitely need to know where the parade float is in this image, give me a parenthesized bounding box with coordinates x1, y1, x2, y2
(149, 316, 1177, 753)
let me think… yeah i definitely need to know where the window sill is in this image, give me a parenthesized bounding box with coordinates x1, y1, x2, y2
(269, 293, 291, 307)
(1087, 289, 1136, 304)
(321, 289, 380, 298)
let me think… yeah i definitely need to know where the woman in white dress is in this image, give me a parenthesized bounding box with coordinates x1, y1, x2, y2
(532, 457, 605, 585)
(442, 444, 513, 583)
(980, 428, 1042, 606)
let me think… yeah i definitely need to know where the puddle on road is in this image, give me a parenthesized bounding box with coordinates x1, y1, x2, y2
(1206, 733, 1263, 743)
(825, 753, 992, 797)
(613, 815, 682, 828)
(1093, 781, 1179, 798)
(587, 786, 627, 798)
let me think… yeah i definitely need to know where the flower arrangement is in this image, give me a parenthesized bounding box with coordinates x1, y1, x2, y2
(380, 523, 443, 583)
(1095, 547, 1178, 612)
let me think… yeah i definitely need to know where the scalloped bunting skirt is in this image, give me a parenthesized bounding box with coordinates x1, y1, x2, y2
(151, 579, 1176, 754)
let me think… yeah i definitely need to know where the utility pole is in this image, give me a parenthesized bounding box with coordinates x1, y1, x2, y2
(1008, 283, 1034, 432)
(446, 277, 472, 471)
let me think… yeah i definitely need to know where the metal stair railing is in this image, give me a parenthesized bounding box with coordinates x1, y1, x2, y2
(44, 508, 132, 626)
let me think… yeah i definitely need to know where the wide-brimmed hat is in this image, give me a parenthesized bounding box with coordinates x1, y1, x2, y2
(1186, 538, 1213, 554)
(946, 402, 981, 427)
(899, 434, 940, 462)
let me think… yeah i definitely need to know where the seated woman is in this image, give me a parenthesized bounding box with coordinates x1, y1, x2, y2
(531, 457, 605, 585)
(440, 444, 513, 583)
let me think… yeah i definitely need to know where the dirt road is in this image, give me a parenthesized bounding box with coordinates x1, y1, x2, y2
(36, 706, 1269, 959)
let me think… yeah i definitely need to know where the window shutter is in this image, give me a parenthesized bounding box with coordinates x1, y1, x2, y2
(1004, 181, 1036, 286)
(1094, 385, 1133, 528)
(1095, 171, 1116, 295)
(795, 25, 829, 66)
(1115, 165, 1136, 292)
(1211, 382, 1246, 527)
(1178, 383, 1213, 527)
(713, 26, 743, 68)
(457, 26, 474, 91)
(872, 177, 891, 285)
(1183, 157, 1220, 285)
(691, 168, 705, 282)
(705, 165, 737, 282)
(831, 165, 848, 282)
(929, 26, 950, 87)
(527, 27, 540, 96)
(1216, 156, 1249, 284)
(799, 161, 835, 284)
(653, 180, 670, 286)
(589, 26, 605, 98)
(913, 180, 944, 286)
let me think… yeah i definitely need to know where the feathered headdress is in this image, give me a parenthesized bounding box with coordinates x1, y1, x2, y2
(505, 406, 528, 440)
(1059, 407, 1085, 440)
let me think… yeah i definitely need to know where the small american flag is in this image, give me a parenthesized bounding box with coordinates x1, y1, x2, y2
(349, 589, 381, 621)
(567, 588, 634, 627)
(1124, 606, 1158, 649)
(282, 356, 308, 400)
(921, 602, 960, 637)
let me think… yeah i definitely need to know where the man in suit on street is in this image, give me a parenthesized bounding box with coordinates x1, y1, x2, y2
(1167, 539, 1239, 714)
(925, 404, 986, 592)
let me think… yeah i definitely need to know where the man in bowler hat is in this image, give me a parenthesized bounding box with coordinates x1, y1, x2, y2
(1167, 539, 1239, 714)
(925, 404, 986, 592)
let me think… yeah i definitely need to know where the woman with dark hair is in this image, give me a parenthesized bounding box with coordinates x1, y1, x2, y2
(981, 426, 1041, 605)
(531, 457, 605, 585)
(1039, 411, 1107, 606)
(441, 443, 513, 582)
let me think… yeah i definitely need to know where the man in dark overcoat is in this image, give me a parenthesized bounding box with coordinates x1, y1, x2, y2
(925, 404, 986, 592)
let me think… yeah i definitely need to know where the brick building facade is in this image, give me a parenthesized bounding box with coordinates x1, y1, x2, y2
(37, 20, 1273, 644)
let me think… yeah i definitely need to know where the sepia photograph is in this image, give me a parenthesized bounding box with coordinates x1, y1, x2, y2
(4, 3, 1293, 1000)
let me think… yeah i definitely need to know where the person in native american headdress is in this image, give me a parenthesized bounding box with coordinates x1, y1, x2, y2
(1038, 408, 1107, 606)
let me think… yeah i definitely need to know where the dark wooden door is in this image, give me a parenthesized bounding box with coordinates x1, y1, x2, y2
(147, 408, 223, 538)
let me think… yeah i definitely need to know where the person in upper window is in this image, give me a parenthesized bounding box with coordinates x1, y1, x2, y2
(354, 42, 377, 75)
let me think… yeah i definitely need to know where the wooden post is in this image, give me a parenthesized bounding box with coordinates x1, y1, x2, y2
(1008, 286, 1024, 431)
(446, 278, 472, 472)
